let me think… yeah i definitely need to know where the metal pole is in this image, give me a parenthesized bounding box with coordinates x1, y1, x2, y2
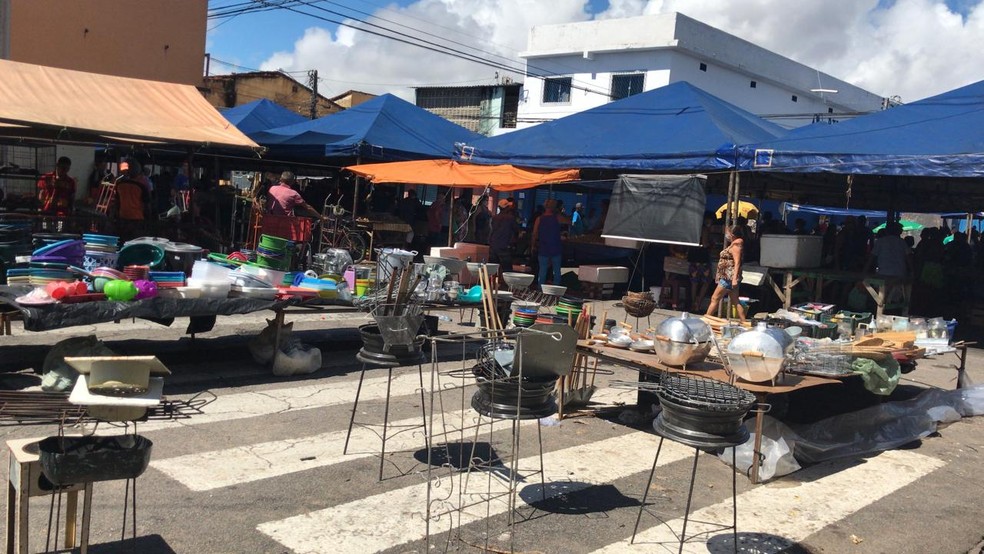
(352, 155, 361, 219)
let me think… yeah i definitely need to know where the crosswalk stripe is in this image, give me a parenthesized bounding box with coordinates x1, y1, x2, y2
(149, 386, 635, 491)
(140, 369, 432, 432)
(256, 431, 694, 553)
(591, 448, 946, 553)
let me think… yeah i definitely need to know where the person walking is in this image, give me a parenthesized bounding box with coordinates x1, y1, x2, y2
(705, 225, 746, 324)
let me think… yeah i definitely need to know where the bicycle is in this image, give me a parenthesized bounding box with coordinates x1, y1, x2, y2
(318, 203, 368, 264)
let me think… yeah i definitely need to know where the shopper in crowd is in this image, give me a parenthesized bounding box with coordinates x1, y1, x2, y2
(531, 198, 570, 286)
(865, 221, 911, 278)
(489, 199, 517, 273)
(570, 202, 585, 236)
(37, 156, 76, 216)
(688, 213, 715, 312)
(705, 225, 746, 324)
(265, 171, 324, 220)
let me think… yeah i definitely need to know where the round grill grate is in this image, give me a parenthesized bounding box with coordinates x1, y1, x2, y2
(658, 373, 756, 412)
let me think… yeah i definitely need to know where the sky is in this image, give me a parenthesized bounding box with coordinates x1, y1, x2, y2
(205, 0, 984, 105)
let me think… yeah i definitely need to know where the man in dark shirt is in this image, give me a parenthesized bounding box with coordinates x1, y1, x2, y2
(489, 199, 518, 273)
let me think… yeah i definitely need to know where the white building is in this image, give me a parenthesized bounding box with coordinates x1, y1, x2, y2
(512, 13, 885, 132)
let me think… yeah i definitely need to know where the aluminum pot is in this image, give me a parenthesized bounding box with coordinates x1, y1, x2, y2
(654, 312, 712, 366)
(654, 336, 711, 366)
(727, 322, 792, 359)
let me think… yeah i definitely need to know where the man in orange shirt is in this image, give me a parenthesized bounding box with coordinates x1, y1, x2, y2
(37, 156, 76, 215)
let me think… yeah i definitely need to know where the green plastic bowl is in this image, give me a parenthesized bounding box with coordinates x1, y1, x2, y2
(117, 242, 165, 268)
(259, 234, 290, 251)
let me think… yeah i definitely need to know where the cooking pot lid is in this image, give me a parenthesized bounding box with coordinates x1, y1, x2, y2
(657, 312, 711, 343)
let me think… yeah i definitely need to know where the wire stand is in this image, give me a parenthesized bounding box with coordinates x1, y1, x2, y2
(631, 435, 740, 554)
(344, 356, 429, 482)
(423, 329, 557, 553)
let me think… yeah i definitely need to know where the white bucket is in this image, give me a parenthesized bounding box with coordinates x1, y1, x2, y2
(378, 248, 416, 283)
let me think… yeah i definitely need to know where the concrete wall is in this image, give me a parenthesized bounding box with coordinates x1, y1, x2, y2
(2, 0, 206, 86)
(516, 12, 885, 130)
(202, 73, 342, 118)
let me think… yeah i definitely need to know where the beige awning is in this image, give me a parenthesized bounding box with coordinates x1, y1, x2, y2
(0, 59, 258, 149)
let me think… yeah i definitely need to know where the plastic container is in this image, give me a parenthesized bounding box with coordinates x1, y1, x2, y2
(191, 260, 232, 282)
(759, 234, 823, 268)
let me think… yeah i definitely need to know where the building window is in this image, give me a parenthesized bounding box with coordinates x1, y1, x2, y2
(611, 74, 644, 100)
(750, 81, 757, 88)
(828, 107, 834, 113)
(791, 95, 798, 102)
(543, 77, 572, 103)
(699, 63, 707, 72)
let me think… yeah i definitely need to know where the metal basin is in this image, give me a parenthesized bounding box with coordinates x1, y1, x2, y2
(654, 336, 711, 366)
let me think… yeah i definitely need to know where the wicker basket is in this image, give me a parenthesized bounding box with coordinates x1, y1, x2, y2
(622, 295, 656, 318)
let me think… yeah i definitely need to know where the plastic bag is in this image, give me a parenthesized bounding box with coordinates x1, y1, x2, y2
(272, 338, 322, 377)
(41, 335, 116, 392)
(719, 416, 801, 481)
(851, 356, 900, 396)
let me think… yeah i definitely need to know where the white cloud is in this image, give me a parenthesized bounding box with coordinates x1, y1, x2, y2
(257, 0, 984, 103)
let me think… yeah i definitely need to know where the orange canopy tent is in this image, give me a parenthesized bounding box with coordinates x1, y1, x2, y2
(345, 159, 578, 191)
(0, 58, 258, 149)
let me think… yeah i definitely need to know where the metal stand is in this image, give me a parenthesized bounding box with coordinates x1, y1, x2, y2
(631, 436, 739, 553)
(423, 329, 554, 553)
(344, 361, 429, 481)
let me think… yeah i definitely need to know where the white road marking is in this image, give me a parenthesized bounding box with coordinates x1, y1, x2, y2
(256, 431, 693, 554)
(151, 386, 632, 491)
(142, 364, 632, 433)
(591, 448, 946, 553)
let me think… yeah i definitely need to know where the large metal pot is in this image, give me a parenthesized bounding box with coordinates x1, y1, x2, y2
(727, 322, 792, 359)
(726, 322, 792, 382)
(654, 312, 712, 366)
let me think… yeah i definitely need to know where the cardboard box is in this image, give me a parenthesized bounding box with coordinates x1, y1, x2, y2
(759, 234, 823, 268)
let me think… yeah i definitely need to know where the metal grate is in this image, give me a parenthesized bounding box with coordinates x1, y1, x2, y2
(658, 373, 756, 412)
(0, 390, 216, 426)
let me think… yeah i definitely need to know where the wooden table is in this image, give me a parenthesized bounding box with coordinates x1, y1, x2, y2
(576, 340, 842, 483)
(761, 267, 911, 318)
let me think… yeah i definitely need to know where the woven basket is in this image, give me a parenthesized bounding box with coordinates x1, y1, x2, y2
(622, 295, 656, 318)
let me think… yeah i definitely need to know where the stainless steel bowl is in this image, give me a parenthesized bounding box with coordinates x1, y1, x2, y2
(654, 336, 711, 366)
(727, 322, 792, 359)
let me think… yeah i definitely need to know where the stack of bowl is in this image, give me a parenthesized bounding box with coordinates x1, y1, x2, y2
(31, 239, 85, 267)
(554, 296, 585, 325)
(255, 234, 292, 270)
(0, 219, 33, 265)
(82, 234, 120, 273)
(511, 300, 539, 328)
(88, 267, 128, 293)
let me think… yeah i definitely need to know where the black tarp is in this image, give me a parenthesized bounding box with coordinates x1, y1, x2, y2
(0, 286, 306, 332)
(602, 174, 706, 246)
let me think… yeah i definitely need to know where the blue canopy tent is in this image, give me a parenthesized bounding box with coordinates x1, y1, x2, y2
(456, 81, 786, 171)
(221, 99, 308, 137)
(252, 93, 481, 162)
(740, 79, 984, 177)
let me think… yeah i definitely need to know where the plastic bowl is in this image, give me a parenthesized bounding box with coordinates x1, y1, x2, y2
(502, 272, 535, 289)
(540, 284, 567, 296)
(118, 242, 166, 268)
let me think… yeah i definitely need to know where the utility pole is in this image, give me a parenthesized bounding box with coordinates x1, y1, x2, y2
(308, 69, 318, 119)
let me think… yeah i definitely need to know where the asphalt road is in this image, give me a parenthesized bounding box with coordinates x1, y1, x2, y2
(0, 306, 982, 554)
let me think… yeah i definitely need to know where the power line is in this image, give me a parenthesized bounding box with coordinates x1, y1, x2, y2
(209, 0, 612, 99)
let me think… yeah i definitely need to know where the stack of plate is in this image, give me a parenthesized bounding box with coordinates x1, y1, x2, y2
(27, 261, 76, 286)
(554, 296, 585, 324)
(82, 234, 120, 272)
(255, 234, 292, 271)
(5, 268, 30, 285)
(148, 271, 186, 289)
(124, 265, 150, 281)
(31, 239, 85, 267)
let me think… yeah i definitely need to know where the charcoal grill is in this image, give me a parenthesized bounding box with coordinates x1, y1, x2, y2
(654, 373, 756, 450)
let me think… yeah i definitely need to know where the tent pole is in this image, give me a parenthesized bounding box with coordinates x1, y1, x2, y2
(447, 189, 454, 247)
(352, 155, 361, 219)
